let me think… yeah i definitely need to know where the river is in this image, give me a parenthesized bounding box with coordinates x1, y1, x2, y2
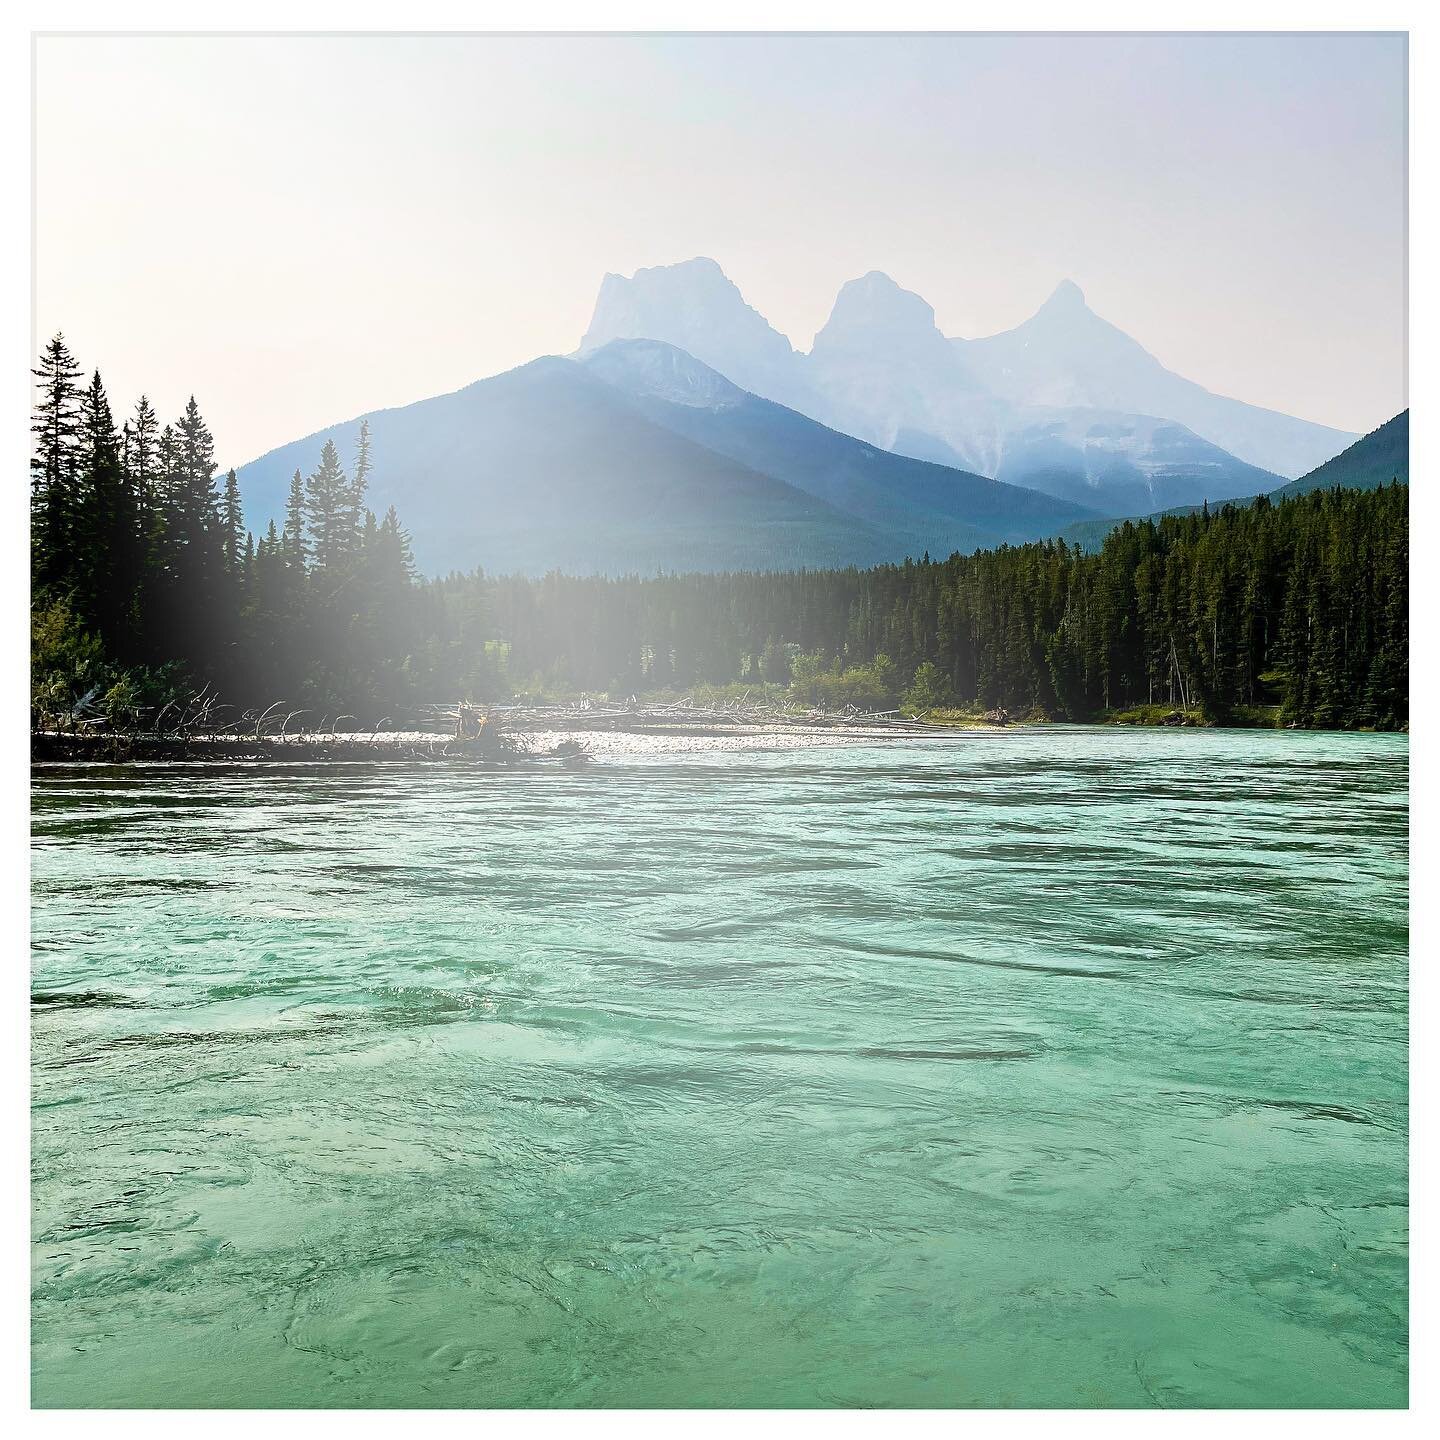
(31, 727, 1408, 1407)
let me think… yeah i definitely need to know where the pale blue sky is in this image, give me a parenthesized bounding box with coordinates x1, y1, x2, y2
(35, 32, 1405, 464)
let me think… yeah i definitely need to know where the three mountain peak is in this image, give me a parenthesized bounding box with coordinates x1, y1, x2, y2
(578, 257, 1351, 481)
(587, 257, 1092, 355)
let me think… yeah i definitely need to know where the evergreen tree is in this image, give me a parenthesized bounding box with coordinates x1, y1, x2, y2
(156, 424, 180, 511)
(127, 395, 160, 503)
(175, 396, 218, 517)
(30, 334, 84, 591)
(221, 468, 244, 575)
(348, 420, 372, 547)
(159, 397, 225, 671)
(305, 439, 349, 572)
(283, 469, 308, 569)
(74, 370, 141, 651)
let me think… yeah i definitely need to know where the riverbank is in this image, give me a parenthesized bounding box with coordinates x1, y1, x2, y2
(33, 708, 1403, 763)
(31, 720, 992, 765)
(916, 702, 1404, 732)
(1100, 703, 1280, 728)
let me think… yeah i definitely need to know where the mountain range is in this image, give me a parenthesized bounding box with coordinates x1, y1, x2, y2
(579, 258, 1354, 486)
(233, 257, 1376, 577)
(233, 344, 1097, 577)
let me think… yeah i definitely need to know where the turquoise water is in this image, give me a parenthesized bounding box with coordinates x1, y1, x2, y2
(32, 728, 1407, 1408)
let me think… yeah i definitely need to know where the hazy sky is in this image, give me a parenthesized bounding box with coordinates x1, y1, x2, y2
(35, 32, 1406, 466)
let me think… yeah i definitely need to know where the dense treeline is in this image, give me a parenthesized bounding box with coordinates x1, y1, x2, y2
(452, 485, 1408, 729)
(32, 334, 1406, 731)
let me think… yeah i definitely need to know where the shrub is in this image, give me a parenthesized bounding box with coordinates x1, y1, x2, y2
(789, 651, 900, 711)
(902, 660, 953, 713)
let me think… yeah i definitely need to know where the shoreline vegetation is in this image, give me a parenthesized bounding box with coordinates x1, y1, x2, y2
(32, 335, 1407, 743)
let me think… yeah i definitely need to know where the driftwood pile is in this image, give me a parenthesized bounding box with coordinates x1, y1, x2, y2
(32, 692, 592, 767)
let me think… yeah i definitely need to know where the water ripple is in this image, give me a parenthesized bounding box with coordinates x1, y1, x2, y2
(31, 727, 1408, 1408)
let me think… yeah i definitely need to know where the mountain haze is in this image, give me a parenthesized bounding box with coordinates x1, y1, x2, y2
(958, 279, 1354, 478)
(578, 259, 1359, 496)
(233, 348, 1099, 577)
(993, 408, 1283, 515)
(807, 271, 1006, 476)
(231, 259, 1373, 578)
(581, 339, 1092, 546)
(233, 359, 893, 577)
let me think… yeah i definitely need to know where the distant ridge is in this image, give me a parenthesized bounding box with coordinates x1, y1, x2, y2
(1055, 409, 1408, 551)
(1271, 410, 1408, 500)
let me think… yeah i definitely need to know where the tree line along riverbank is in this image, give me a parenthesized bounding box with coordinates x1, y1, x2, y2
(32, 334, 1405, 737)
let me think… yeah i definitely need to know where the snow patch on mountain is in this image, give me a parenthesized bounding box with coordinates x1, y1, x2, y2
(582, 337, 746, 410)
(575, 258, 1359, 484)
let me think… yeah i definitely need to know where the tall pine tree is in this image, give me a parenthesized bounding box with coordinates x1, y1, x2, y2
(31, 334, 84, 592)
